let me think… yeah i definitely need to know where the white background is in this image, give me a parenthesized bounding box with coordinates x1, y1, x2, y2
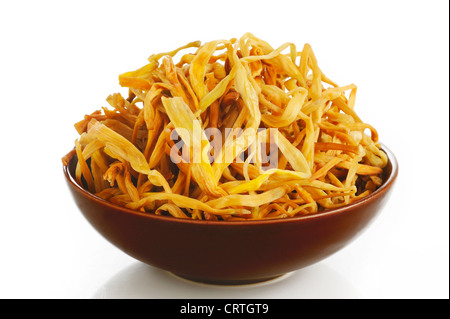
(0, 0, 448, 299)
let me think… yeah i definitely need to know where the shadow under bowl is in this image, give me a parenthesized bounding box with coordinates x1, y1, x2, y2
(63, 145, 398, 285)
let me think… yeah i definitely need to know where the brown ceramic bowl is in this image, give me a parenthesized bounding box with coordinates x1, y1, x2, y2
(63, 145, 398, 285)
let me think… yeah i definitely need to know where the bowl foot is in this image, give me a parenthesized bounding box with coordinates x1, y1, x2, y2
(170, 272, 290, 286)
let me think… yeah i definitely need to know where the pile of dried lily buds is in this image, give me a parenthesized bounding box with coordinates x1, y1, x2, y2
(63, 33, 387, 221)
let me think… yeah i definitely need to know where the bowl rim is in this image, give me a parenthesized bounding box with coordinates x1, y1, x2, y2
(63, 144, 398, 226)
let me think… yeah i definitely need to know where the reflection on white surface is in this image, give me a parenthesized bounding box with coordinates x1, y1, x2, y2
(93, 262, 360, 299)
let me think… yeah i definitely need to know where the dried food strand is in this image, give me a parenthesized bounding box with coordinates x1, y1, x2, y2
(75, 139, 94, 192)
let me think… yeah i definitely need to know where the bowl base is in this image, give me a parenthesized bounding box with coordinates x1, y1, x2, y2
(170, 272, 290, 286)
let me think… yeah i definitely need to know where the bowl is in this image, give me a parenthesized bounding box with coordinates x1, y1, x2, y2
(63, 145, 398, 285)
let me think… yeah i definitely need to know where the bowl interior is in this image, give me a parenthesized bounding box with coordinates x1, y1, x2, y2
(64, 144, 398, 225)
